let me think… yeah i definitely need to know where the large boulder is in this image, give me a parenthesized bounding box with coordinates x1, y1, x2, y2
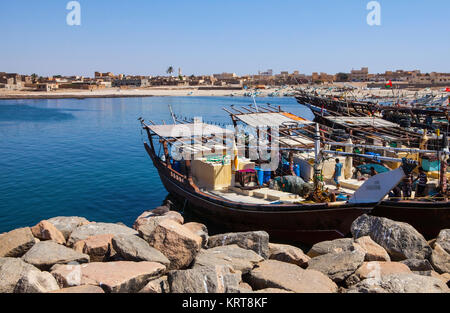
(254, 288, 293, 293)
(208, 231, 270, 259)
(50, 285, 105, 293)
(246, 260, 338, 293)
(50, 261, 166, 293)
(347, 261, 411, 286)
(0, 227, 36, 257)
(0, 258, 41, 293)
(133, 210, 184, 230)
(436, 229, 450, 254)
(47, 216, 90, 241)
(168, 265, 241, 293)
(14, 270, 60, 293)
(400, 259, 434, 272)
(31, 220, 66, 245)
(307, 238, 357, 258)
(21, 241, 89, 271)
(139, 276, 169, 293)
(414, 270, 450, 285)
(269, 243, 310, 268)
(351, 214, 432, 261)
(184, 222, 209, 248)
(73, 234, 114, 262)
(144, 219, 202, 270)
(430, 243, 450, 274)
(67, 222, 138, 247)
(192, 245, 263, 274)
(307, 250, 366, 283)
(354, 236, 390, 262)
(111, 234, 170, 266)
(347, 273, 449, 293)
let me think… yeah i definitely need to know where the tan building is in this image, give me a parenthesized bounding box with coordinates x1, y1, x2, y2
(350, 67, 369, 81)
(213, 73, 237, 80)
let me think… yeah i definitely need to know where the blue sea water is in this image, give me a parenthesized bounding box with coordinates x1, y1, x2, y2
(0, 97, 313, 233)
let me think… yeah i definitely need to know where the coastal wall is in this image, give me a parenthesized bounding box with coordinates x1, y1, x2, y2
(0, 208, 449, 293)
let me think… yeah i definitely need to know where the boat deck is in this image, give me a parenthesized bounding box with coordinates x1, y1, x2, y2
(207, 186, 303, 204)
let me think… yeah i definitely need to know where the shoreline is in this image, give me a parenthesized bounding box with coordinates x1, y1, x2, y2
(0, 85, 447, 101)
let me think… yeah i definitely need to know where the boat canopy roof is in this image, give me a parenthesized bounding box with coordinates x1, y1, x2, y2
(234, 112, 314, 128)
(325, 116, 399, 128)
(147, 122, 233, 138)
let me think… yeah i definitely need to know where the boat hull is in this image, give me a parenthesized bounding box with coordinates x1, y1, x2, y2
(373, 201, 450, 239)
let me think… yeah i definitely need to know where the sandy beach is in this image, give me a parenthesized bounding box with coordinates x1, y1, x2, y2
(0, 84, 447, 100)
(0, 87, 255, 99)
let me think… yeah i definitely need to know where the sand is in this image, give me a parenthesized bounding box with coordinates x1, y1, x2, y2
(0, 84, 447, 100)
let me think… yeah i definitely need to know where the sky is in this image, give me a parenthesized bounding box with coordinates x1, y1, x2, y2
(0, 0, 449, 77)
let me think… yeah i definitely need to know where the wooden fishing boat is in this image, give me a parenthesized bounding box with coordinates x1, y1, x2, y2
(138, 108, 419, 244)
(296, 92, 450, 134)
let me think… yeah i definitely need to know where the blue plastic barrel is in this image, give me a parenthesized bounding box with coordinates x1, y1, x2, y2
(255, 167, 264, 186)
(294, 164, 300, 177)
(263, 170, 272, 183)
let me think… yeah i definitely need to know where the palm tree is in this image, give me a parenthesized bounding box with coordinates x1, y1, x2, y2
(166, 66, 174, 76)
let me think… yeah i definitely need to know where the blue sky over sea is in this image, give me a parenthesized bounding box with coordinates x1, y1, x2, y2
(0, 0, 449, 76)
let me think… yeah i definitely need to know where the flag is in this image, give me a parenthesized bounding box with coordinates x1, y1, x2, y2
(446, 87, 450, 92)
(385, 80, 393, 88)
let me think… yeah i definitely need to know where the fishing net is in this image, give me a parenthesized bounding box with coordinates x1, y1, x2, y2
(270, 176, 313, 197)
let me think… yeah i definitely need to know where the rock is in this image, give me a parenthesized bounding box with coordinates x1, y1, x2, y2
(0, 227, 36, 257)
(144, 219, 202, 270)
(73, 234, 114, 262)
(254, 288, 294, 293)
(355, 236, 390, 262)
(14, 270, 60, 293)
(47, 216, 90, 240)
(268, 243, 310, 268)
(111, 234, 170, 266)
(400, 259, 434, 271)
(168, 265, 241, 293)
(239, 282, 252, 291)
(307, 238, 357, 258)
(414, 270, 450, 285)
(436, 229, 450, 254)
(347, 261, 411, 285)
(31, 220, 66, 245)
(133, 210, 184, 230)
(208, 231, 270, 259)
(49, 285, 105, 293)
(192, 245, 263, 274)
(246, 260, 337, 293)
(351, 214, 432, 261)
(430, 243, 450, 274)
(441, 273, 450, 285)
(67, 222, 138, 247)
(307, 250, 365, 283)
(347, 273, 449, 293)
(139, 276, 169, 293)
(184, 222, 208, 248)
(0, 258, 41, 293)
(50, 261, 166, 292)
(22, 241, 89, 271)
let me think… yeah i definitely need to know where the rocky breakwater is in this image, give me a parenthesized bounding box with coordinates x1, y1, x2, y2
(0, 211, 449, 294)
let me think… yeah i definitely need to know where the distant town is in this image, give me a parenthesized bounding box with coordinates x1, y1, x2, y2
(1, 67, 450, 93)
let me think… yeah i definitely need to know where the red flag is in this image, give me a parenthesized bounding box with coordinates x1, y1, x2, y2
(446, 87, 450, 92)
(385, 80, 393, 88)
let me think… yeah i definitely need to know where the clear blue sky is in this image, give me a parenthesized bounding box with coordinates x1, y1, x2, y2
(0, 0, 449, 77)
